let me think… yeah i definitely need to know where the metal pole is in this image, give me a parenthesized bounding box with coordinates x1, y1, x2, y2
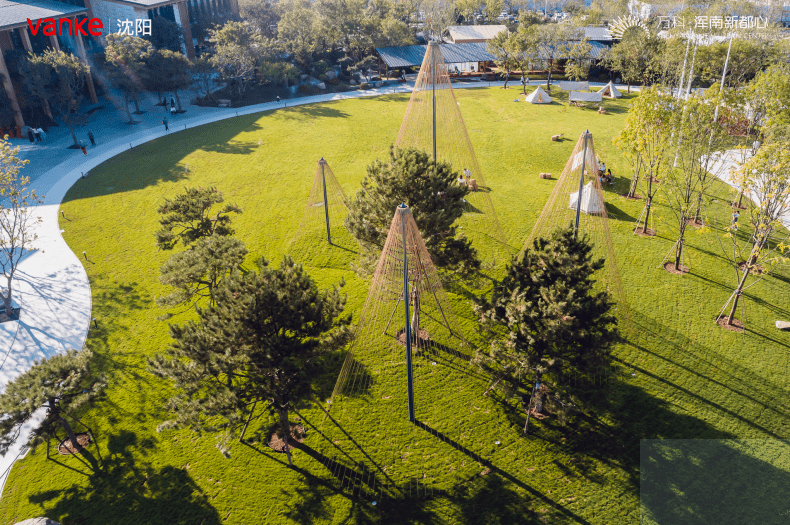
(430, 42, 437, 168)
(400, 204, 415, 423)
(574, 131, 589, 240)
(685, 40, 697, 98)
(677, 37, 690, 99)
(713, 32, 734, 123)
(320, 158, 331, 244)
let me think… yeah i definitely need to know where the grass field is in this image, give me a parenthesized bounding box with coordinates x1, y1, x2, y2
(1, 86, 789, 525)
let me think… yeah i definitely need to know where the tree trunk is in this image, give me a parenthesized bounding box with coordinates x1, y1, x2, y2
(643, 177, 654, 233)
(57, 414, 81, 452)
(503, 71, 509, 89)
(133, 96, 141, 113)
(2, 274, 12, 312)
(694, 192, 703, 222)
(124, 99, 133, 124)
(675, 230, 686, 271)
(627, 82, 631, 94)
(43, 99, 53, 120)
(546, 67, 552, 92)
(726, 266, 750, 325)
(278, 407, 293, 466)
(523, 372, 540, 434)
(69, 125, 78, 147)
(174, 91, 183, 112)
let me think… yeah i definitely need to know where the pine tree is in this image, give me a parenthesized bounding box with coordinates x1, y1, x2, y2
(345, 146, 480, 273)
(0, 349, 105, 461)
(155, 187, 245, 308)
(157, 234, 248, 307)
(475, 226, 618, 430)
(155, 187, 242, 250)
(149, 256, 353, 466)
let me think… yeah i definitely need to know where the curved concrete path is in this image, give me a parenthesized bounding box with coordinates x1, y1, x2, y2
(0, 78, 628, 495)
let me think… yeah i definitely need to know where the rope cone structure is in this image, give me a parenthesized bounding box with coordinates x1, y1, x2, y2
(395, 42, 510, 263)
(525, 131, 633, 334)
(316, 205, 496, 500)
(288, 158, 358, 268)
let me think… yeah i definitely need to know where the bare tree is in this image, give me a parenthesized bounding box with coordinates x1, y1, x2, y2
(0, 136, 42, 313)
(662, 91, 727, 272)
(614, 87, 672, 236)
(716, 130, 790, 328)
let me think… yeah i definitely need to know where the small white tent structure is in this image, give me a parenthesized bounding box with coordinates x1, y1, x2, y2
(525, 86, 552, 104)
(598, 81, 623, 99)
(559, 81, 589, 91)
(569, 181, 605, 214)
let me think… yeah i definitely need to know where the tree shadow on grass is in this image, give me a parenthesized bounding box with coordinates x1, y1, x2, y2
(640, 439, 790, 525)
(272, 103, 351, 122)
(628, 312, 790, 432)
(30, 430, 222, 525)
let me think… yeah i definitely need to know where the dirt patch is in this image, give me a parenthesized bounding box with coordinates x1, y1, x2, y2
(396, 328, 430, 345)
(738, 261, 765, 275)
(634, 227, 656, 237)
(268, 423, 306, 452)
(664, 262, 689, 275)
(685, 218, 704, 228)
(58, 433, 92, 455)
(717, 317, 744, 332)
(624, 194, 642, 201)
(729, 200, 747, 210)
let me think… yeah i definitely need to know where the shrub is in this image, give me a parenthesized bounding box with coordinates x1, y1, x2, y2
(327, 77, 340, 86)
(318, 74, 329, 82)
(297, 84, 320, 95)
(338, 73, 351, 82)
(360, 82, 371, 90)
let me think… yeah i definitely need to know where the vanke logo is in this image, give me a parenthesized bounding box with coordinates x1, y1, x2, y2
(27, 17, 104, 37)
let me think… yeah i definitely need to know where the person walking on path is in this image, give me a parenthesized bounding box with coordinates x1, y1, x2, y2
(80, 140, 87, 155)
(33, 128, 41, 142)
(163, 117, 169, 131)
(39, 128, 46, 140)
(27, 129, 34, 143)
(88, 130, 96, 146)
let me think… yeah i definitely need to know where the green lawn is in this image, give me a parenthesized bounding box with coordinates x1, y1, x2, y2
(2, 86, 789, 525)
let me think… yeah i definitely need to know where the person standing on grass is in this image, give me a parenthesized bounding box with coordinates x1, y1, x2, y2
(79, 140, 87, 155)
(27, 129, 34, 143)
(33, 128, 41, 142)
(163, 117, 169, 131)
(88, 130, 96, 146)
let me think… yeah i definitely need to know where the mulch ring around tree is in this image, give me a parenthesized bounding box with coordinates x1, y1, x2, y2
(634, 227, 656, 237)
(58, 433, 92, 455)
(664, 262, 689, 275)
(717, 317, 744, 333)
(729, 200, 747, 210)
(268, 423, 306, 453)
(685, 217, 704, 228)
(738, 261, 765, 275)
(624, 194, 642, 201)
(0, 307, 20, 324)
(396, 328, 430, 346)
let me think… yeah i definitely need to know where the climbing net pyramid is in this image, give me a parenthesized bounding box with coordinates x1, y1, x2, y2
(395, 42, 511, 263)
(525, 131, 633, 334)
(288, 158, 358, 268)
(314, 205, 498, 501)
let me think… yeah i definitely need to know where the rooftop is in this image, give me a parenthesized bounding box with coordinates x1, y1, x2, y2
(0, 0, 87, 31)
(445, 25, 507, 42)
(376, 42, 497, 68)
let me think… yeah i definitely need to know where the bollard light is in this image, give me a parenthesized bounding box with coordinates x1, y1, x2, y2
(83, 251, 87, 260)
(60, 210, 65, 218)
(92, 318, 98, 328)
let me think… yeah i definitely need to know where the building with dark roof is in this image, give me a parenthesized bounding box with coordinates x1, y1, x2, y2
(1, 0, 238, 129)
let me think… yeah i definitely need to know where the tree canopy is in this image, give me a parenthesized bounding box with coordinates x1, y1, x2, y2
(149, 257, 353, 465)
(0, 349, 105, 460)
(345, 146, 480, 273)
(476, 226, 618, 427)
